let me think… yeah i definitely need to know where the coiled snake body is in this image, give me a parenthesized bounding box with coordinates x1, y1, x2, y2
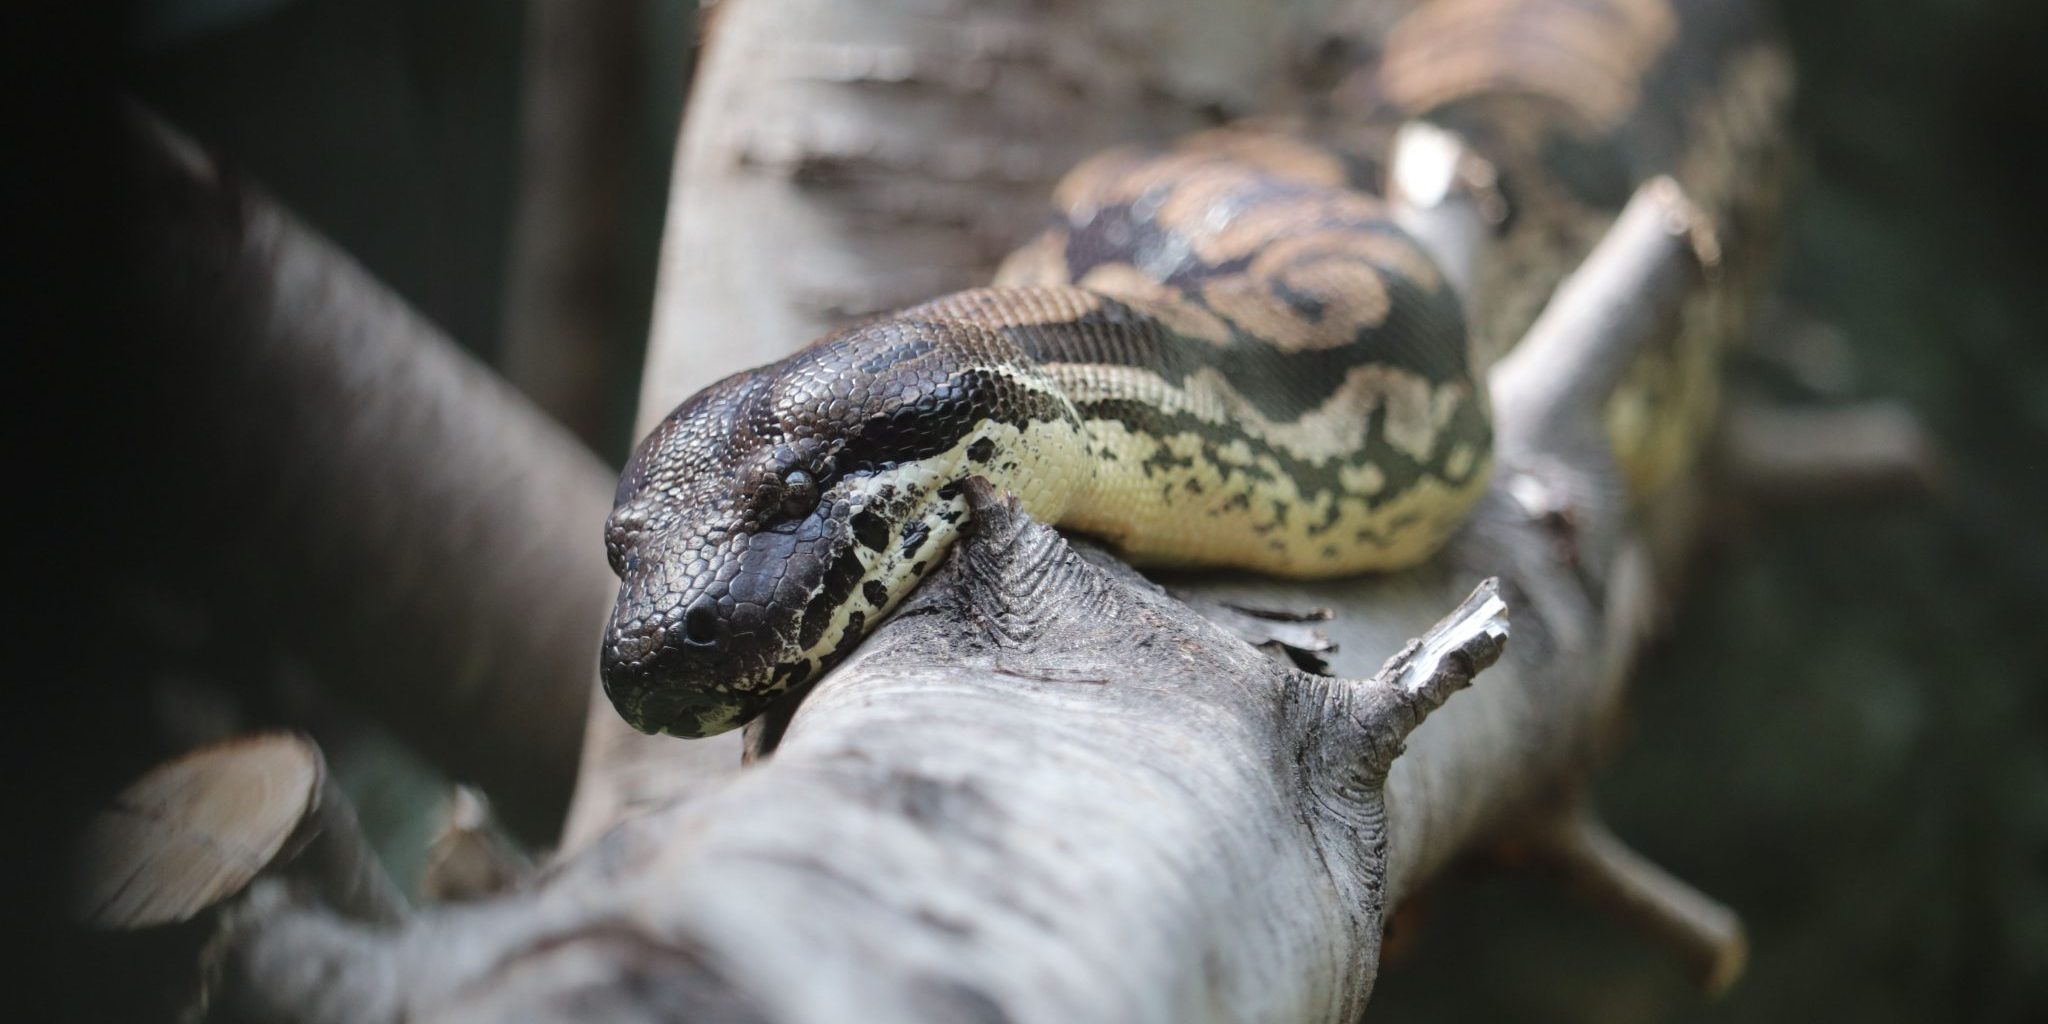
(602, 0, 1790, 738)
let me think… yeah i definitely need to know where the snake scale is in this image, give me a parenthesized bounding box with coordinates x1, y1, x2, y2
(602, 0, 1791, 738)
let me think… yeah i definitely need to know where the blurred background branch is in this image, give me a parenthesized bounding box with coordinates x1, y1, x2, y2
(115, 109, 612, 841)
(499, 0, 648, 450)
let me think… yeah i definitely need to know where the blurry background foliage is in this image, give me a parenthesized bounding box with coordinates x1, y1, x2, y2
(126, 0, 2047, 1020)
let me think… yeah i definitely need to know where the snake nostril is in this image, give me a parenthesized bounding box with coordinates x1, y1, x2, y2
(683, 599, 722, 646)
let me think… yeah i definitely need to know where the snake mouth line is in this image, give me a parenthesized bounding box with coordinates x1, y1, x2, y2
(601, 424, 1015, 738)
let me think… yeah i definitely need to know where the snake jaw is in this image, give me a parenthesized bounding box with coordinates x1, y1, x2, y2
(600, 484, 857, 737)
(601, 478, 974, 737)
(600, 415, 1067, 738)
(600, 320, 1062, 738)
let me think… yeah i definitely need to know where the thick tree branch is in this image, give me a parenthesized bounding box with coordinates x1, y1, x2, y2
(71, 735, 407, 1022)
(120, 111, 616, 839)
(93, 1, 1803, 1017)
(193, 506, 1513, 1024)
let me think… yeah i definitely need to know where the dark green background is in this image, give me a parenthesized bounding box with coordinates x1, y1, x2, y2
(117, 0, 2048, 1019)
(1381, 2, 2048, 1018)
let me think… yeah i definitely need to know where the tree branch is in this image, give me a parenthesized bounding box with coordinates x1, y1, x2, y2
(75, 733, 401, 931)
(1350, 578, 1510, 786)
(120, 110, 617, 839)
(1523, 808, 1748, 994)
(1387, 120, 1503, 315)
(1717, 399, 1943, 502)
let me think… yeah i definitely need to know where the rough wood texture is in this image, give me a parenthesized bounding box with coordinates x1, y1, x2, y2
(75, 733, 403, 931)
(207, 517, 1510, 1024)
(90, 4, 1797, 1018)
(76, 734, 324, 930)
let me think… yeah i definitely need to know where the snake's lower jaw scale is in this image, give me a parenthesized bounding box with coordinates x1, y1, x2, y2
(601, 645, 730, 738)
(600, 593, 804, 738)
(602, 658, 794, 739)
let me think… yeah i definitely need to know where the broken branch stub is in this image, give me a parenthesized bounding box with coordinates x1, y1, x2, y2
(1490, 176, 1718, 445)
(74, 733, 403, 931)
(1388, 121, 1503, 315)
(1348, 578, 1511, 788)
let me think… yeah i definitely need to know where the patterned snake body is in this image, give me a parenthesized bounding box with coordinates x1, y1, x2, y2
(601, 0, 1788, 738)
(1360, 0, 1793, 492)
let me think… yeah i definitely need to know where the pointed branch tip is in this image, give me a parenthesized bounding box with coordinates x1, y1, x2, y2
(959, 475, 1024, 545)
(1383, 577, 1509, 706)
(1353, 579, 1511, 781)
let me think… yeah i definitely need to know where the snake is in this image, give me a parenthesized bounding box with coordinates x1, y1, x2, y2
(600, 0, 1791, 739)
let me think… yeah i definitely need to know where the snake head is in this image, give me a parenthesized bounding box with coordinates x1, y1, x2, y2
(599, 320, 1075, 738)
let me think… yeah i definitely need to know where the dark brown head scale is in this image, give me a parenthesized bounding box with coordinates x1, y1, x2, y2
(598, 320, 1038, 737)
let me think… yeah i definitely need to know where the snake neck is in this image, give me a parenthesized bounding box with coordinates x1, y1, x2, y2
(904, 285, 1492, 580)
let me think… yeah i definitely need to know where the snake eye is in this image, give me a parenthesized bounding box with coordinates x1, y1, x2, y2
(779, 469, 819, 520)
